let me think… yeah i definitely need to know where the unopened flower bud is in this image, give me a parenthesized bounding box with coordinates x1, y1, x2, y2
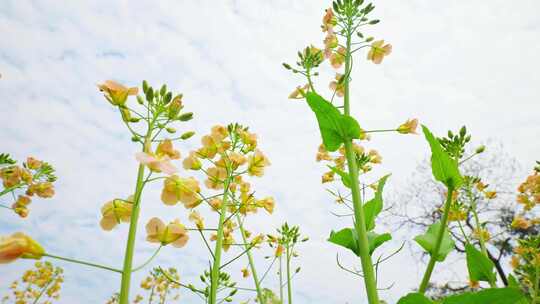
(166, 127, 176, 134)
(475, 145, 486, 154)
(180, 131, 195, 140)
(178, 112, 193, 121)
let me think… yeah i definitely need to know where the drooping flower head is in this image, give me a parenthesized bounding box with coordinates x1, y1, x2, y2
(146, 218, 189, 248)
(0, 233, 45, 264)
(161, 175, 201, 208)
(98, 80, 138, 106)
(100, 196, 134, 231)
(367, 40, 392, 64)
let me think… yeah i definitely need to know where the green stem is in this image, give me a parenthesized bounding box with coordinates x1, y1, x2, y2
(342, 21, 380, 304)
(418, 186, 455, 293)
(132, 246, 162, 273)
(279, 255, 284, 303)
(286, 245, 293, 304)
(209, 177, 232, 304)
(533, 265, 539, 304)
(119, 124, 155, 304)
(235, 213, 264, 303)
(43, 253, 122, 273)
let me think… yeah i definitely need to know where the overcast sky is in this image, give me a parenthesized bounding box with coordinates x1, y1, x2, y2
(1, 1, 539, 303)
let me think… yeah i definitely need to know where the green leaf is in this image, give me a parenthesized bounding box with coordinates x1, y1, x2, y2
(414, 221, 455, 262)
(367, 231, 391, 255)
(327, 165, 351, 188)
(305, 92, 361, 152)
(465, 244, 496, 283)
(442, 288, 527, 304)
(397, 293, 435, 304)
(422, 125, 463, 188)
(507, 274, 519, 288)
(328, 228, 359, 256)
(363, 174, 390, 231)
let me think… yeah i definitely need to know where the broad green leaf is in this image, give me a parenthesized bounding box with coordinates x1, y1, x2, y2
(507, 274, 519, 288)
(328, 228, 359, 256)
(465, 244, 496, 283)
(367, 231, 391, 255)
(363, 174, 390, 231)
(414, 221, 455, 262)
(421, 125, 463, 188)
(305, 92, 361, 152)
(442, 288, 527, 304)
(327, 165, 351, 188)
(397, 293, 435, 304)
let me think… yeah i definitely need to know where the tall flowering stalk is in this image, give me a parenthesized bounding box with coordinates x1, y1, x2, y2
(284, 1, 405, 303)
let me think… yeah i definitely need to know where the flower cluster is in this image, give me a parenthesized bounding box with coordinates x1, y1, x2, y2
(139, 268, 181, 304)
(316, 143, 382, 185)
(4, 261, 63, 304)
(285, 3, 392, 100)
(510, 235, 540, 301)
(512, 162, 540, 230)
(0, 154, 57, 218)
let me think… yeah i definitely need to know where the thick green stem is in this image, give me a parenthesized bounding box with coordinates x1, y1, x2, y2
(286, 245, 293, 304)
(342, 23, 380, 304)
(118, 163, 147, 303)
(533, 265, 539, 304)
(43, 253, 122, 273)
(418, 186, 455, 293)
(209, 177, 232, 304)
(235, 213, 264, 303)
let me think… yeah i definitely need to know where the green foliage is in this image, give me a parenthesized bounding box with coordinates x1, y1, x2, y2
(305, 92, 361, 152)
(414, 221, 455, 262)
(465, 244, 496, 283)
(422, 125, 463, 189)
(0, 153, 16, 166)
(397, 293, 435, 304)
(328, 228, 391, 256)
(363, 174, 390, 231)
(442, 288, 528, 304)
(328, 165, 351, 188)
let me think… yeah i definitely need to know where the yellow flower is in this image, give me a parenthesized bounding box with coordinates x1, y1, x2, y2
(205, 166, 228, 190)
(161, 175, 201, 208)
(0, 233, 45, 264)
(367, 40, 392, 64)
(12, 195, 31, 218)
(136, 140, 180, 175)
(26, 182, 55, 198)
(211, 125, 229, 142)
(510, 255, 520, 269)
(145, 218, 189, 248)
(216, 152, 246, 170)
(239, 129, 258, 151)
(329, 73, 345, 97)
(472, 228, 491, 241)
(484, 191, 497, 199)
(188, 211, 205, 230)
(247, 150, 270, 177)
(275, 244, 284, 257)
(241, 268, 250, 278)
(511, 216, 531, 230)
(329, 46, 346, 69)
(100, 197, 133, 231)
(321, 7, 337, 32)
(397, 118, 418, 134)
(468, 280, 479, 289)
(183, 152, 202, 170)
(208, 198, 223, 211)
(257, 197, 275, 214)
(1, 166, 22, 188)
(322, 171, 335, 183)
(368, 150, 382, 164)
(476, 181, 488, 192)
(288, 84, 309, 99)
(97, 80, 138, 106)
(26, 157, 43, 170)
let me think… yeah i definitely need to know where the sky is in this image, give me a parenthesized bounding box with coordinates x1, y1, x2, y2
(1, 0, 539, 303)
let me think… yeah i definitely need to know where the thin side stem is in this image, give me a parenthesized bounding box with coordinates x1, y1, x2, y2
(44, 253, 122, 273)
(235, 213, 264, 303)
(279, 255, 284, 303)
(286, 245, 293, 304)
(418, 186, 455, 293)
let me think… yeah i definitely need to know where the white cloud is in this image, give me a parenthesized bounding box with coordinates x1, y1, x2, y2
(1, 0, 539, 303)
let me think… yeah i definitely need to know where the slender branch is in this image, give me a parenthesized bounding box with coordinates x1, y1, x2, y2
(44, 253, 122, 273)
